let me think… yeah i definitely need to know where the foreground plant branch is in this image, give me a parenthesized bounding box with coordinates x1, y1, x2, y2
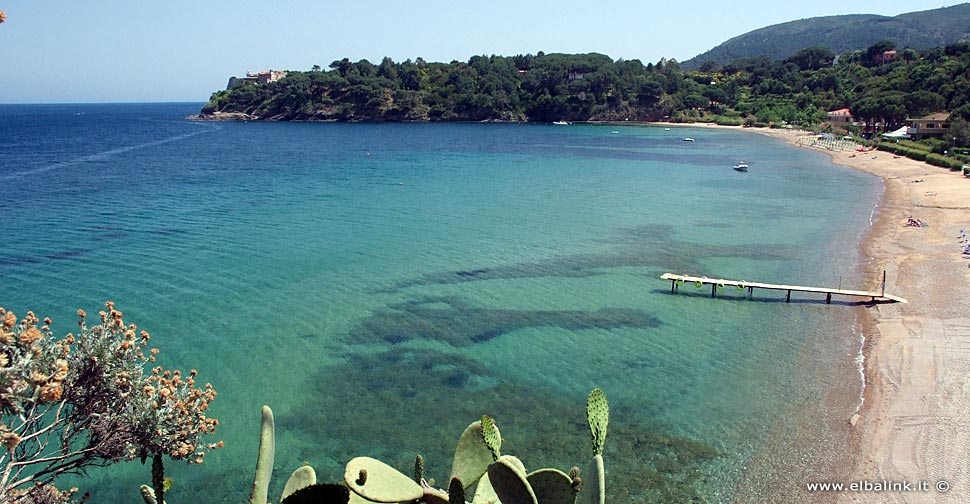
(0, 303, 221, 503)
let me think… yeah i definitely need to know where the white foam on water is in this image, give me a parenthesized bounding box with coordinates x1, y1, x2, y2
(0, 121, 218, 181)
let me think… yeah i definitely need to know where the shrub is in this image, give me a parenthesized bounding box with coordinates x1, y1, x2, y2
(714, 116, 744, 126)
(876, 143, 928, 160)
(926, 153, 966, 170)
(892, 139, 933, 152)
(924, 138, 949, 154)
(0, 303, 221, 503)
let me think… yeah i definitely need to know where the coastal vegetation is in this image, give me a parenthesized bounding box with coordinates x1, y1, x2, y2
(201, 40, 970, 147)
(0, 304, 220, 504)
(226, 389, 609, 504)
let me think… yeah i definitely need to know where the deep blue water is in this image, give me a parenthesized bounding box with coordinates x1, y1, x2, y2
(0, 103, 881, 502)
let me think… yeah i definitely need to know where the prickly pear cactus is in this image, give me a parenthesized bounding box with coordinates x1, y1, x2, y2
(414, 454, 425, 483)
(451, 419, 500, 490)
(527, 468, 576, 504)
(281, 484, 349, 504)
(487, 456, 537, 504)
(249, 405, 276, 504)
(472, 473, 499, 504)
(344, 456, 424, 503)
(581, 455, 605, 504)
(281, 466, 317, 502)
(448, 477, 466, 504)
(586, 389, 609, 456)
(480, 415, 502, 461)
(583, 389, 608, 504)
(139, 485, 166, 504)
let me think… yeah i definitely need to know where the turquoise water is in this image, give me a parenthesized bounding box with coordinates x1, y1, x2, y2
(0, 104, 879, 502)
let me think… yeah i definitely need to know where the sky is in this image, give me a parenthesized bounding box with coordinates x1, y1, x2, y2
(0, 0, 962, 103)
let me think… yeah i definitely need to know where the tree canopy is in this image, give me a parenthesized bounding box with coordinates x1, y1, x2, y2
(201, 42, 970, 132)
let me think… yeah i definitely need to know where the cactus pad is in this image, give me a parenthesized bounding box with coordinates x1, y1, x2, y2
(139, 485, 164, 504)
(451, 420, 499, 490)
(527, 469, 576, 504)
(281, 484, 349, 504)
(249, 405, 276, 504)
(586, 389, 609, 456)
(472, 473, 499, 504)
(487, 456, 537, 504)
(448, 477, 466, 504)
(580, 454, 605, 504)
(414, 454, 425, 483)
(480, 415, 502, 461)
(422, 487, 450, 504)
(344, 456, 423, 503)
(281, 466, 317, 503)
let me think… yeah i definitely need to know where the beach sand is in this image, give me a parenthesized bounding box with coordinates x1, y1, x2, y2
(754, 127, 970, 503)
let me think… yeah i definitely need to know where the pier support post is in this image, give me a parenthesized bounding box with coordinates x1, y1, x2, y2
(711, 283, 716, 298)
(671, 280, 676, 293)
(826, 293, 832, 304)
(748, 286, 753, 299)
(786, 290, 791, 303)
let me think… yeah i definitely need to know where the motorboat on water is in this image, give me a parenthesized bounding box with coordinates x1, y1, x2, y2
(733, 162, 749, 172)
(682, 137, 695, 142)
(553, 120, 569, 125)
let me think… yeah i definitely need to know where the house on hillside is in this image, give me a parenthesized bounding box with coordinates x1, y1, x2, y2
(874, 50, 898, 65)
(908, 113, 951, 140)
(227, 70, 287, 90)
(826, 108, 855, 124)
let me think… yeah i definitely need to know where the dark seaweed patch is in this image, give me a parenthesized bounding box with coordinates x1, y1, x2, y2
(0, 247, 92, 266)
(384, 224, 796, 293)
(348, 296, 661, 347)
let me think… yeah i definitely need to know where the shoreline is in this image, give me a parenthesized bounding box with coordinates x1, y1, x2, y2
(743, 125, 970, 502)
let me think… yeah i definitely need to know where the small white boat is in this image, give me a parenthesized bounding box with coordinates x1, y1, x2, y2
(682, 137, 695, 142)
(553, 120, 569, 125)
(733, 162, 749, 172)
(664, 127, 671, 131)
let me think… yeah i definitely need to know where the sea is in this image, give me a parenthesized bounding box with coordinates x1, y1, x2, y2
(0, 103, 881, 503)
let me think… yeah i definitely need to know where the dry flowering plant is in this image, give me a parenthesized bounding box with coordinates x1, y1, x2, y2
(0, 303, 221, 504)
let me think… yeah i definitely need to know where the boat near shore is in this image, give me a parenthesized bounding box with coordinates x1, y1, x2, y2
(733, 162, 749, 172)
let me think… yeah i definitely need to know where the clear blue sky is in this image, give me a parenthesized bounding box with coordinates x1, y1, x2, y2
(0, 0, 961, 103)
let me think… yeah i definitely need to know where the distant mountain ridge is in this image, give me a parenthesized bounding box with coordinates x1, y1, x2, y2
(683, 3, 970, 69)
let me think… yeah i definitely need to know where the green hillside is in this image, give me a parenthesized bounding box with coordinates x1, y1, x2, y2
(683, 4, 970, 69)
(199, 41, 970, 149)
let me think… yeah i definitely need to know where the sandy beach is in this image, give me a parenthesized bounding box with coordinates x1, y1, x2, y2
(747, 126, 970, 503)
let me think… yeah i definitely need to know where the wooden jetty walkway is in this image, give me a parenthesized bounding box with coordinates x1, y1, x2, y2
(660, 272, 907, 304)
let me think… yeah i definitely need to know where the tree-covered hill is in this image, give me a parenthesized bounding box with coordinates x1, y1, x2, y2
(202, 53, 675, 123)
(682, 3, 970, 70)
(198, 41, 970, 146)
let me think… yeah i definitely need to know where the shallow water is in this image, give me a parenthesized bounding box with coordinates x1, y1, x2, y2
(0, 104, 879, 502)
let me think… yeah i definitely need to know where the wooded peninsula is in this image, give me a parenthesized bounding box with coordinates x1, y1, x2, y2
(200, 41, 970, 145)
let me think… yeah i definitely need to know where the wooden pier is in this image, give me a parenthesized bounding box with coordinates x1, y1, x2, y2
(660, 272, 907, 304)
